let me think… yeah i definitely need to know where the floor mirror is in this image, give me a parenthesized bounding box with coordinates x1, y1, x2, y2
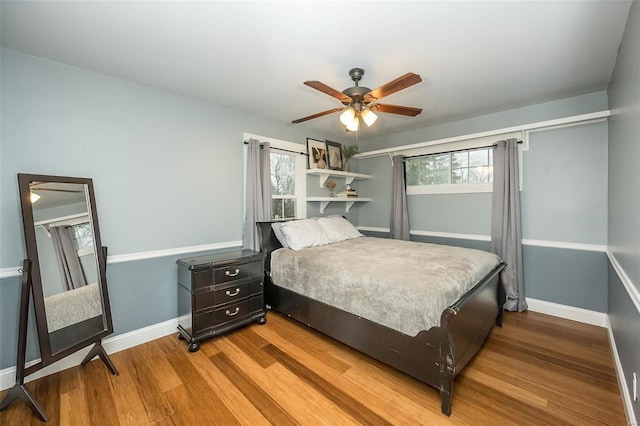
(0, 173, 118, 422)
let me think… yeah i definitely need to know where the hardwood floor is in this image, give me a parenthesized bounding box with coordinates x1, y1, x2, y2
(0, 310, 627, 425)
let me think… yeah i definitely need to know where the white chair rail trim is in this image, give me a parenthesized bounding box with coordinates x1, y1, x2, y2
(0, 240, 243, 280)
(356, 227, 607, 252)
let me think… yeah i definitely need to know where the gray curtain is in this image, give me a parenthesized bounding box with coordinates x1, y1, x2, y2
(491, 139, 527, 312)
(390, 155, 410, 240)
(243, 139, 272, 251)
(50, 225, 87, 291)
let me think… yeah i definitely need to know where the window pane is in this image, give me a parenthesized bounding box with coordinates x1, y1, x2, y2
(469, 149, 489, 166)
(431, 154, 449, 171)
(272, 198, 296, 220)
(271, 152, 295, 195)
(73, 223, 94, 250)
(469, 165, 491, 183)
(405, 159, 420, 185)
(452, 168, 468, 184)
(427, 170, 449, 185)
(452, 152, 468, 168)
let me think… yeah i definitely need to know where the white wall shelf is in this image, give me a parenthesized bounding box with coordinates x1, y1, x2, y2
(306, 169, 371, 187)
(306, 197, 372, 214)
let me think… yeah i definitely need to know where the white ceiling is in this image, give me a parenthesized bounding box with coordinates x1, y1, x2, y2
(0, 1, 632, 140)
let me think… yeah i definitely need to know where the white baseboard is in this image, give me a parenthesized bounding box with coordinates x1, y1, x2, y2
(525, 297, 608, 327)
(0, 317, 179, 391)
(606, 317, 638, 426)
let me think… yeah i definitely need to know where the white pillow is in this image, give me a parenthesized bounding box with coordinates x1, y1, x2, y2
(271, 222, 289, 248)
(316, 216, 363, 243)
(279, 219, 330, 251)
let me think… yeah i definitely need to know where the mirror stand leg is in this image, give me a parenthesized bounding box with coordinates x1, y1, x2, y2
(81, 341, 119, 376)
(1, 260, 49, 421)
(0, 383, 49, 422)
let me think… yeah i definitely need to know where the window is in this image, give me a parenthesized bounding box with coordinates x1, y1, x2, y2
(271, 150, 297, 220)
(71, 223, 94, 251)
(245, 133, 307, 220)
(406, 147, 493, 194)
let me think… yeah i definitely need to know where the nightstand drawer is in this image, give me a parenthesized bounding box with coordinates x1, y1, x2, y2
(213, 260, 261, 285)
(213, 300, 249, 325)
(214, 281, 251, 306)
(193, 269, 212, 290)
(194, 288, 215, 312)
(194, 309, 215, 331)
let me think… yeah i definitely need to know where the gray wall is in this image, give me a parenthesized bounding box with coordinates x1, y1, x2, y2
(0, 48, 339, 369)
(357, 96, 609, 312)
(361, 91, 608, 151)
(607, 0, 640, 422)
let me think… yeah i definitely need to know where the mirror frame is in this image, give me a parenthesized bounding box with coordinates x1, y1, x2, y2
(17, 173, 114, 365)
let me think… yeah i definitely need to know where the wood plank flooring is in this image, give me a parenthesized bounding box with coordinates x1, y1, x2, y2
(0, 311, 627, 425)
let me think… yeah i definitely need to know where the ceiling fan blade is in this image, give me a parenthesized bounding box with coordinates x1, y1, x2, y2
(292, 107, 346, 124)
(304, 81, 352, 104)
(364, 73, 422, 103)
(369, 103, 422, 117)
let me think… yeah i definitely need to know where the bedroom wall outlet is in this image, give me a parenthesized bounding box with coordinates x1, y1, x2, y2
(634, 372, 638, 402)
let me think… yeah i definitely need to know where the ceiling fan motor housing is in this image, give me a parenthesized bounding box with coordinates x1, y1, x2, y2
(343, 68, 371, 106)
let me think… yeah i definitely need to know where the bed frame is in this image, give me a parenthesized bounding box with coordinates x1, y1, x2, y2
(257, 221, 506, 416)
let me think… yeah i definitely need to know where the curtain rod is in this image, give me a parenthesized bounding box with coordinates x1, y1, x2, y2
(243, 140, 308, 156)
(403, 140, 523, 161)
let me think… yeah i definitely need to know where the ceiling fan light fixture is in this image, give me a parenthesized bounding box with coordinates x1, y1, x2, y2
(30, 192, 41, 203)
(346, 117, 359, 132)
(339, 107, 356, 126)
(361, 109, 378, 127)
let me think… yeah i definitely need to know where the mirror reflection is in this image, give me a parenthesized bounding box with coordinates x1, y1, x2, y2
(30, 181, 105, 351)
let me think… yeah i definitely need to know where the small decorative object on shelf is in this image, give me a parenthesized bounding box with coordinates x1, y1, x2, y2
(341, 144, 359, 173)
(337, 183, 358, 198)
(326, 179, 337, 197)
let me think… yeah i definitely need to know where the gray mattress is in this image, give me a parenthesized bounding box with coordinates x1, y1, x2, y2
(270, 237, 501, 336)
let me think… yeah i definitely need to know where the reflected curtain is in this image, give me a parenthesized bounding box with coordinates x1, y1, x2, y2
(390, 155, 410, 240)
(243, 139, 272, 251)
(491, 139, 527, 312)
(50, 225, 87, 291)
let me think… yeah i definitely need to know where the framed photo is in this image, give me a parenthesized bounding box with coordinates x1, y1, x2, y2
(307, 138, 326, 169)
(325, 140, 343, 171)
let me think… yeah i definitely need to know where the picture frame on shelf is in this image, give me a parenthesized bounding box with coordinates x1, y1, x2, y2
(325, 140, 343, 171)
(307, 138, 327, 169)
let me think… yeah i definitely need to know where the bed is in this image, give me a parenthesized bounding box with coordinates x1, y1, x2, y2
(257, 217, 506, 416)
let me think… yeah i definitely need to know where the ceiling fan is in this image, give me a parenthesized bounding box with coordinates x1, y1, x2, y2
(292, 68, 423, 131)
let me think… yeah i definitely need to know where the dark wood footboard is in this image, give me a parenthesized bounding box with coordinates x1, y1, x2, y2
(438, 262, 505, 415)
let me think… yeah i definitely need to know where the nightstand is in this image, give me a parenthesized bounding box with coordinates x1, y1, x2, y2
(176, 249, 266, 352)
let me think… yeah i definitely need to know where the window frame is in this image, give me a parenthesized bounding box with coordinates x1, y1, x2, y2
(406, 147, 494, 195)
(402, 132, 522, 195)
(270, 148, 300, 220)
(244, 133, 307, 220)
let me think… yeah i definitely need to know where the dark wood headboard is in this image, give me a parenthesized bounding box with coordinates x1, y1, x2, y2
(256, 221, 282, 273)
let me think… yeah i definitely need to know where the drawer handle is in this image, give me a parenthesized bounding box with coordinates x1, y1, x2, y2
(226, 288, 240, 297)
(225, 307, 240, 317)
(225, 269, 240, 277)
